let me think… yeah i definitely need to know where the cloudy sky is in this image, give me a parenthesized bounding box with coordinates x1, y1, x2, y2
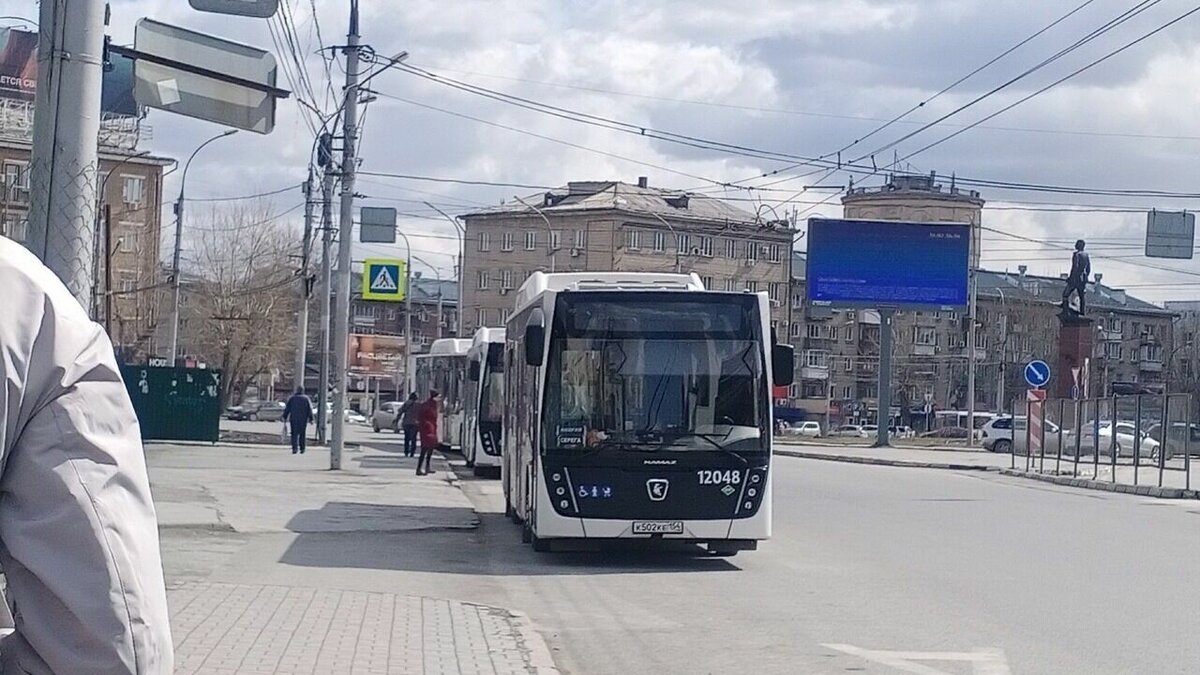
(9, 0, 1200, 301)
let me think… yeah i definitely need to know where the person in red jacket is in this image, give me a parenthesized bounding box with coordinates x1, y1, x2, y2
(416, 390, 441, 475)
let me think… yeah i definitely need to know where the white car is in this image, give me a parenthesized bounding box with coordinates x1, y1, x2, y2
(1068, 421, 1161, 458)
(830, 424, 868, 438)
(345, 409, 368, 425)
(787, 421, 822, 438)
(981, 416, 1061, 454)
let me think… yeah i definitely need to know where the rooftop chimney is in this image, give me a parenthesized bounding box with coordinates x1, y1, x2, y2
(637, 176, 648, 188)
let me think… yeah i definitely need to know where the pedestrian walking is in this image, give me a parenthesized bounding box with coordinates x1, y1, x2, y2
(283, 388, 314, 454)
(0, 237, 173, 673)
(416, 390, 441, 475)
(398, 392, 419, 457)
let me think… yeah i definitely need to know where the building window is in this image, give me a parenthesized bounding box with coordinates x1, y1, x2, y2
(843, 357, 853, 373)
(501, 268, 513, 289)
(3, 162, 27, 201)
(626, 229, 641, 251)
(476, 308, 487, 327)
(807, 323, 821, 339)
(478, 232, 490, 252)
(745, 280, 758, 293)
(653, 231, 666, 253)
(549, 230, 562, 250)
(700, 275, 713, 289)
(122, 175, 145, 205)
(724, 238, 737, 259)
(501, 231, 514, 251)
(477, 270, 489, 290)
(524, 231, 537, 250)
(573, 229, 586, 250)
(841, 385, 852, 399)
(793, 292, 803, 309)
(790, 322, 802, 338)
(1104, 342, 1122, 359)
(767, 244, 782, 263)
(499, 308, 510, 323)
(678, 233, 690, 255)
(746, 241, 759, 261)
(914, 326, 936, 346)
(768, 282, 782, 302)
(699, 235, 713, 257)
(843, 325, 854, 342)
(805, 350, 829, 368)
(724, 279, 736, 292)
(2, 215, 27, 243)
(120, 277, 137, 293)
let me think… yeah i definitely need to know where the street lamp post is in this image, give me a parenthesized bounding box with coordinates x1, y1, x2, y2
(94, 149, 150, 326)
(167, 129, 237, 362)
(642, 211, 681, 273)
(423, 202, 465, 337)
(513, 195, 556, 273)
(412, 255, 445, 339)
(394, 231, 413, 394)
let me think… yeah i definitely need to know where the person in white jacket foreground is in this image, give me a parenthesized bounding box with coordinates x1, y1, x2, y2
(0, 237, 173, 673)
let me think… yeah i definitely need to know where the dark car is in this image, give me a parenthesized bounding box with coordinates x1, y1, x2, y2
(227, 400, 285, 421)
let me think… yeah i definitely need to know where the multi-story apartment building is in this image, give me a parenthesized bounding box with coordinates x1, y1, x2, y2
(0, 143, 171, 358)
(460, 178, 795, 336)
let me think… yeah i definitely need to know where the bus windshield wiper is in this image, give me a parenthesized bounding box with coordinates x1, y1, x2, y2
(664, 432, 749, 465)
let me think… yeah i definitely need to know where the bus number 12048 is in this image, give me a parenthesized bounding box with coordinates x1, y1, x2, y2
(697, 470, 741, 486)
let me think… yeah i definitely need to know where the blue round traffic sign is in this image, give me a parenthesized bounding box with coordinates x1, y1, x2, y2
(1024, 360, 1051, 388)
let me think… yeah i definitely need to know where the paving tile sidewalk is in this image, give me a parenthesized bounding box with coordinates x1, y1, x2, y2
(148, 441, 559, 674)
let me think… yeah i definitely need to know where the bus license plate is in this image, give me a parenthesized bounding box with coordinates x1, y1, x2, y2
(632, 521, 683, 535)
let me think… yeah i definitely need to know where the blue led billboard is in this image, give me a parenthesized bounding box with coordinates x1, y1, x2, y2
(806, 218, 970, 310)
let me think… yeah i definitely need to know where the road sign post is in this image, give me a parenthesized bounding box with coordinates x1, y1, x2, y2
(1027, 388, 1047, 471)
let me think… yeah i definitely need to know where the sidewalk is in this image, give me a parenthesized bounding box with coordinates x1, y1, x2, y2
(148, 441, 558, 674)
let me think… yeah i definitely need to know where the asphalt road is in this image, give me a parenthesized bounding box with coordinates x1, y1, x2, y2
(165, 445, 1200, 674)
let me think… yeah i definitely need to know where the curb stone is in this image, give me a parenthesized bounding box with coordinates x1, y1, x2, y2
(997, 468, 1200, 500)
(775, 449, 996, 472)
(501, 608, 562, 675)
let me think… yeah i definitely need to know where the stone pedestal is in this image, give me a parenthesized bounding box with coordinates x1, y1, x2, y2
(1056, 312, 1094, 399)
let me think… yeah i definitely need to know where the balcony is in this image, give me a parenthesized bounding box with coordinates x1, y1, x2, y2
(1138, 359, 1163, 372)
(801, 365, 829, 381)
(912, 344, 936, 357)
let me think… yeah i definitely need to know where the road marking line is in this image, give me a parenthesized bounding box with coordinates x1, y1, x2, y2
(823, 643, 1013, 675)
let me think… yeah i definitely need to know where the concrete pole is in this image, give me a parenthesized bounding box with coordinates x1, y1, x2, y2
(26, 0, 105, 306)
(294, 170, 314, 391)
(395, 231, 413, 394)
(873, 309, 894, 447)
(997, 288, 1007, 415)
(316, 168, 335, 444)
(966, 269, 978, 445)
(330, 0, 361, 470)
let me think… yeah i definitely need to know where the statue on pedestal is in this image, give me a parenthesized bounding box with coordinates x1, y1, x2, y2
(1061, 239, 1091, 316)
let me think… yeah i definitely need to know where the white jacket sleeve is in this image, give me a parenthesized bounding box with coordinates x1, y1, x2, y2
(0, 240, 173, 674)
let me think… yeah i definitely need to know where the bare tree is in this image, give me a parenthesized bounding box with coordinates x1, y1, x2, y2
(179, 200, 298, 408)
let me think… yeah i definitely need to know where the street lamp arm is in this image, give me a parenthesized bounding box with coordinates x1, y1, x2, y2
(513, 195, 556, 273)
(179, 129, 237, 201)
(642, 210, 680, 273)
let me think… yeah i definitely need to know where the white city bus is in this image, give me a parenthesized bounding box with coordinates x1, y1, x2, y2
(414, 338, 471, 450)
(502, 272, 793, 555)
(464, 327, 505, 477)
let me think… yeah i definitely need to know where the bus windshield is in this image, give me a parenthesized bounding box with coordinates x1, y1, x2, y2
(543, 294, 765, 453)
(478, 343, 504, 425)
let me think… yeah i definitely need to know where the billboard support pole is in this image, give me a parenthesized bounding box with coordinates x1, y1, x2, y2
(27, 0, 105, 305)
(966, 268, 978, 446)
(872, 308, 894, 448)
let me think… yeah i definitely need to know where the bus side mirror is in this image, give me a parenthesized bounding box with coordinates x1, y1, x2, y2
(525, 308, 545, 367)
(772, 344, 794, 386)
(468, 360, 480, 382)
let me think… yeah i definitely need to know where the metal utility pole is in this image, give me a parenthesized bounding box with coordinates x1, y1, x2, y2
(167, 129, 237, 362)
(966, 269, 978, 446)
(316, 165, 335, 444)
(395, 231, 413, 394)
(873, 309, 894, 448)
(330, 0, 362, 470)
(293, 169, 315, 392)
(26, 0, 105, 306)
(996, 288, 1007, 416)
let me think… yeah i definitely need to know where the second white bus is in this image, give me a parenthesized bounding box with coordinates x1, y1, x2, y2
(464, 327, 505, 477)
(413, 337, 471, 450)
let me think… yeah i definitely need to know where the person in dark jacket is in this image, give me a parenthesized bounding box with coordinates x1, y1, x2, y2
(282, 388, 314, 454)
(397, 392, 419, 457)
(416, 390, 441, 475)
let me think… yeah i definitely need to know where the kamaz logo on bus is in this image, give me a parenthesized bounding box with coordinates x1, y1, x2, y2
(646, 479, 669, 502)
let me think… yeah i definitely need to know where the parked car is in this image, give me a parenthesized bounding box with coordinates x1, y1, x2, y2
(372, 401, 404, 433)
(861, 424, 878, 435)
(1143, 423, 1200, 458)
(345, 409, 368, 425)
(227, 400, 285, 421)
(830, 424, 868, 438)
(785, 421, 822, 438)
(981, 416, 1062, 454)
(1065, 421, 1161, 459)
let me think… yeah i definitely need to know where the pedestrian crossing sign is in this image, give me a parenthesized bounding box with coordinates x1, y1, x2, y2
(362, 258, 407, 301)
